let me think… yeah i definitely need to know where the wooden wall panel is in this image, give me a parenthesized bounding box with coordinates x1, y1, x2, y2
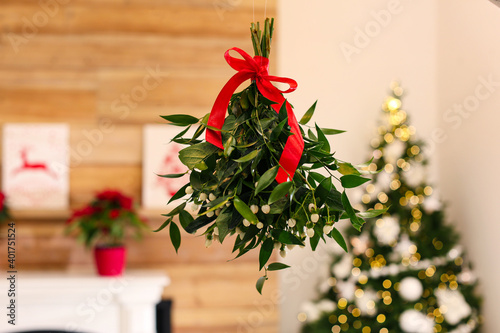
(0, 1, 279, 332)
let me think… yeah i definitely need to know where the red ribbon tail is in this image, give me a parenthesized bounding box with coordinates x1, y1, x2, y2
(275, 102, 304, 183)
(206, 72, 252, 149)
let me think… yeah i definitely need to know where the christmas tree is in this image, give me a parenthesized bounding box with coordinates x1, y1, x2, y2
(300, 83, 482, 333)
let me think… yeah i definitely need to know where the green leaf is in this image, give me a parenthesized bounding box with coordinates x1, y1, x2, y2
(267, 263, 290, 271)
(268, 181, 292, 205)
(272, 230, 304, 245)
(184, 214, 213, 234)
(215, 208, 231, 242)
(338, 162, 361, 176)
(152, 218, 171, 232)
(202, 196, 231, 215)
(168, 183, 189, 204)
(357, 207, 389, 218)
(299, 100, 317, 125)
(157, 172, 187, 179)
(256, 276, 267, 294)
(331, 228, 348, 253)
(161, 114, 199, 126)
(308, 129, 318, 141)
(172, 125, 191, 140)
(233, 196, 259, 224)
(278, 100, 288, 123)
(179, 142, 219, 169)
(270, 118, 288, 141)
(259, 238, 274, 270)
(309, 172, 326, 184)
(255, 166, 279, 195)
(341, 191, 365, 231)
(315, 124, 330, 153)
(321, 128, 346, 135)
(340, 175, 371, 188)
(179, 210, 194, 229)
(165, 202, 186, 217)
(169, 222, 181, 253)
(233, 149, 261, 163)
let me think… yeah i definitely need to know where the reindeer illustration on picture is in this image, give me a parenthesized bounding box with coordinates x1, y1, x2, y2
(11, 147, 57, 179)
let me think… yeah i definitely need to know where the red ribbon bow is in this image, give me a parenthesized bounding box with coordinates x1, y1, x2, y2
(206, 47, 304, 183)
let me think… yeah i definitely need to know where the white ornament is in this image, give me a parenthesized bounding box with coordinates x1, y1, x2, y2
(402, 162, 426, 188)
(316, 300, 336, 314)
(373, 170, 392, 193)
(435, 288, 472, 325)
(399, 277, 424, 301)
(332, 254, 353, 279)
(394, 234, 416, 258)
(384, 140, 406, 164)
(449, 324, 474, 333)
(300, 302, 320, 322)
(354, 289, 378, 316)
(336, 279, 356, 301)
(374, 216, 400, 245)
(422, 190, 442, 213)
(399, 309, 434, 333)
(458, 269, 477, 285)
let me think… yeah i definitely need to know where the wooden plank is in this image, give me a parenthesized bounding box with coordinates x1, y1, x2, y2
(69, 165, 142, 205)
(0, 4, 275, 37)
(0, 87, 96, 123)
(0, 35, 253, 71)
(0, 0, 274, 8)
(70, 124, 141, 165)
(0, 69, 96, 90)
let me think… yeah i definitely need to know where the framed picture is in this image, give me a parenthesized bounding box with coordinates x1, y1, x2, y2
(142, 124, 189, 209)
(2, 123, 69, 209)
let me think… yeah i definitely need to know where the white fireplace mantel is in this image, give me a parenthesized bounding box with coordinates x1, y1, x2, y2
(0, 270, 169, 333)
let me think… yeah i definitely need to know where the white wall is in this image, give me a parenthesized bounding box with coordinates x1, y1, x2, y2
(437, 1, 500, 332)
(275, 1, 467, 332)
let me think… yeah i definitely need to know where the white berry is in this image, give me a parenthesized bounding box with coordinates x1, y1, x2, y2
(287, 244, 296, 250)
(287, 218, 297, 227)
(274, 242, 281, 250)
(243, 219, 251, 227)
(205, 237, 212, 248)
(209, 193, 217, 201)
(235, 227, 243, 235)
(215, 209, 221, 216)
(199, 193, 208, 201)
(206, 210, 214, 218)
(250, 205, 259, 214)
(213, 227, 219, 236)
(306, 228, 315, 238)
(191, 203, 199, 211)
(309, 203, 315, 212)
(257, 222, 264, 229)
(186, 186, 194, 194)
(311, 214, 320, 223)
(323, 225, 334, 234)
(280, 250, 287, 258)
(262, 205, 271, 214)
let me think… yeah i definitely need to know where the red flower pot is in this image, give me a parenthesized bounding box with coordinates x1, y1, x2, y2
(94, 246, 126, 276)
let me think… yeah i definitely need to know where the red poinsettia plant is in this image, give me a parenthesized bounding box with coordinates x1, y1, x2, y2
(65, 190, 146, 248)
(0, 192, 11, 224)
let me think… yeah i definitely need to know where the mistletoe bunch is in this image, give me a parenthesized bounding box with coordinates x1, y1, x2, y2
(157, 19, 384, 292)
